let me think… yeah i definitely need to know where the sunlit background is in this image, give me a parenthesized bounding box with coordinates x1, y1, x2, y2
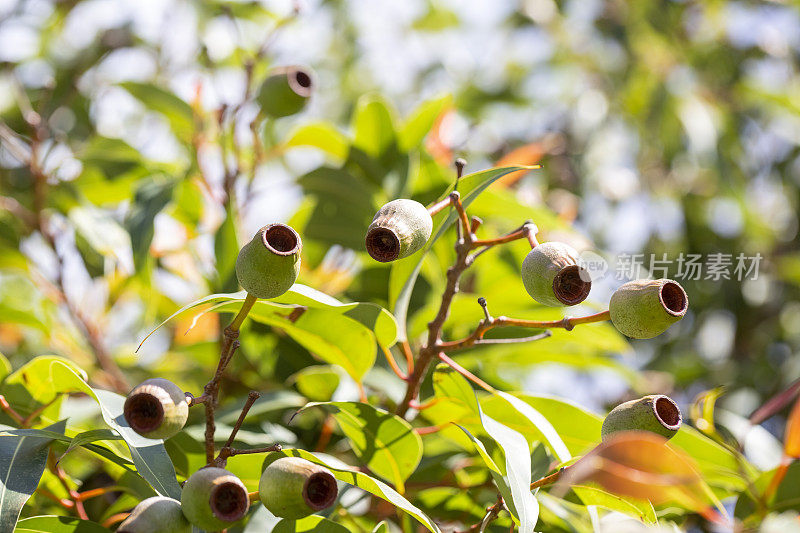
(2, 0, 800, 472)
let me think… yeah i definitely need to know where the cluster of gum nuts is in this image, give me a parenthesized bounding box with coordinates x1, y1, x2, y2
(120, 224, 336, 531)
(119, 189, 690, 530)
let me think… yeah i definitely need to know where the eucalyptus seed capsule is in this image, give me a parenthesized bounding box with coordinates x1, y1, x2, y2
(235, 223, 302, 299)
(609, 278, 688, 339)
(365, 199, 433, 262)
(181, 467, 249, 531)
(520, 242, 592, 306)
(259, 456, 338, 519)
(123, 378, 189, 440)
(601, 394, 682, 441)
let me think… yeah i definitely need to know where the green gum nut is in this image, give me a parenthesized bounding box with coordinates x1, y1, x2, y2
(365, 199, 433, 262)
(259, 456, 338, 519)
(123, 378, 189, 440)
(601, 394, 682, 441)
(181, 467, 249, 531)
(117, 496, 190, 533)
(609, 278, 688, 339)
(520, 242, 592, 306)
(256, 66, 313, 118)
(235, 223, 302, 299)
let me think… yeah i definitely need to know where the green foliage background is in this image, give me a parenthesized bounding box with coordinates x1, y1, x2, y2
(0, 0, 799, 531)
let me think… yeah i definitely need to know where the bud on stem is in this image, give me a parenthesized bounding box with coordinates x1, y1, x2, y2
(256, 66, 313, 118)
(520, 242, 592, 306)
(235, 223, 302, 299)
(259, 456, 338, 519)
(181, 467, 249, 531)
(601, 394, 682, 441)
(123, 378, 189, 440)
(365, 199, 433, 262)
(117, 496, 190, 533)
(609, 278, 688, 339)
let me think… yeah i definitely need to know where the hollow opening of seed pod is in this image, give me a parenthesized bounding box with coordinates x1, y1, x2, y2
(123, 392, 165, 434)
(659, 281, 688, 316)
(303, 471, 338, 510)
(289, 68, 313, 97)
(210, 481, 248, 521)
(262, 224, 300, 256)
(553, 265, 592, 305)
(654, 396, 682, 429)
(365, 227, 400, 262)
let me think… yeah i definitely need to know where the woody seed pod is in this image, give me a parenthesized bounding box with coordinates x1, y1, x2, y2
(181, 467, 249, 531)
(235, 223, 302, 299)
(259, 456, 338, 519)
(601, 394, 682, 441)
(609, 278, 688, 339)
(256, 66, 313, 118)
(117, 496, 190, 533)
(365, 199, 433, 262)
(123, 378, 189, 440)
(520, 242, 592, 306)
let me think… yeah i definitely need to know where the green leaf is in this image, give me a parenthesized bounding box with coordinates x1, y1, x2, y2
(572, 485, 658, 525)
(352, 95, 396, 159)
(214, 202, 240, 292)
(389, 165, 536, 340)
(0, 420, 66, 533)
(285, 123, 350, 161)
(120, 82, 194, 144)
(371, 521, 390, 533)
(2, 356, 181, 498)
(493, 391, 571, 463)
(297, 402, 422, 491)
(476, 402, 539, 532)
(398, 95, 451, 152)
(138, 286, 398, 381)
(0, 352, 10, 381)
(14, 516, 110, 533)
(273, 515, 349, 533)
(263, 449, 441, 533)
(68, 206, 132, 267)
(453, 424, 516, 520)
(56, 429, 122, 464)
(481, 394, 600, 458)
(125, 178, 176, 271)
(289, 366, 340, 402)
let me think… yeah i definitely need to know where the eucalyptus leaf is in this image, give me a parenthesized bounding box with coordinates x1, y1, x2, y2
(14, 516, 111, 533)
(296, 402, 422, 491)
(262, 449, 441, 533)
(0, 420, 66, 533)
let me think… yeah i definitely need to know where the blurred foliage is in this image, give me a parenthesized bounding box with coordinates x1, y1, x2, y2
(0, 0, 799, 531)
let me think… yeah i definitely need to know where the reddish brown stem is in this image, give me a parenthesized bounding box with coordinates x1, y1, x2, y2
(0, 395, 25, 425)
(76, 486, 122, 501)
(437, 310, 611, 353)
(102, 513, 130, 528)
(437, 352, 495, 393)
(530, 467, 566, 490)
(382, 345, 408, 380)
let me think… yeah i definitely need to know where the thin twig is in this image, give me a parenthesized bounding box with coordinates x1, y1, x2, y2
(530, 467, 566, 490)
(438, 352, 496, 393)
(458, 495, 504, 533)
(220, 391, 261, 451)
(0, 395, 25, 425)
(382, 345, 408, 380)
(437, 310, 611, 353)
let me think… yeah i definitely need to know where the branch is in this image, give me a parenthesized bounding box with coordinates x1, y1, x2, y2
(202, 293, 257, 462)
(437, 307, 611, 353)
(458, 495, 504, 533)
